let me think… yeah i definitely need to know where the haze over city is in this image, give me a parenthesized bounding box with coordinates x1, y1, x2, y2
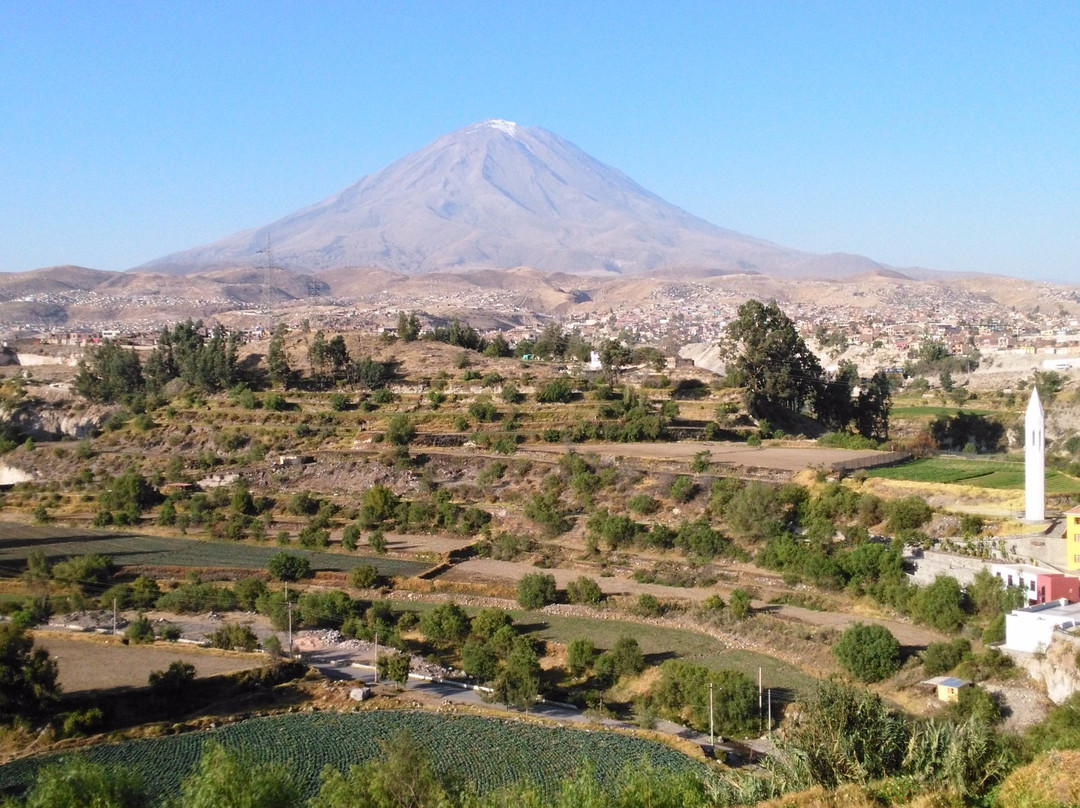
(2, 2, 1078, 283)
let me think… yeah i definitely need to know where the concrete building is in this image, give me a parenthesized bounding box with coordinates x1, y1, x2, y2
(1004, 599, 1080, 654)
(1025, 388, 1045, 522)
(1036, 572, 1080, 605)
(924, 676, 971, 703)
(991, 562, 1050, 604)
(1067, 506, 1080, 573)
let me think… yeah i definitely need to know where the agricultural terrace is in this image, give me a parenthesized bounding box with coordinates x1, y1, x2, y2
(866, 457, 1080, 495)
(0, 523, 430, 578)
(0, 711, 705, 802)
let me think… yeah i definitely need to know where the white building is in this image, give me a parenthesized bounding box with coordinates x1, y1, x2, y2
(991, 562, 1048, 604)
(1004, 599, 1080, 654)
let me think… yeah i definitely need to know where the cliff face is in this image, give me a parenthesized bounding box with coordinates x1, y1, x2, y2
(1017, 630, 1080, 704)
(1, 398, 114, 441)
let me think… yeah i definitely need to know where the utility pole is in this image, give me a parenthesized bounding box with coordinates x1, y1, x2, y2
(287, 601, 293, 659)
(374, 631, 379, 684)
(709, 682, 715, 748)
(758, 666, 763, 733)
(112, 598, 117, 636)
(768, 689, 772, 733)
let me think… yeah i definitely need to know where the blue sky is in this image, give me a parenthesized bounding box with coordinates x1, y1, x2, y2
(1, 1, 1077, 282)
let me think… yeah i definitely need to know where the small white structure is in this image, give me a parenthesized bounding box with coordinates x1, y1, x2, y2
(1004, 599, 1080, 654)
(991, 562, 1047, 603)
(588, 351, 602, 371)
(1025, 387, 1045, 522)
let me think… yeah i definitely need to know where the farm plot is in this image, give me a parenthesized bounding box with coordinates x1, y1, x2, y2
(865, 457, 1080, 494)
(0, 711, 704, 801)
(0, 523, 430, 578)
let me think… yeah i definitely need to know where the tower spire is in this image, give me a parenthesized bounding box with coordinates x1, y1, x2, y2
(1025, 387, 1045, 521)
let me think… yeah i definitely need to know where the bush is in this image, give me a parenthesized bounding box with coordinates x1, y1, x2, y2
(668, 475, 697, 503)
(566, 638, 597, 678)
(348, 564, 379, 589)
(267, 552, 313, 582)
(922, 638, 971, 675)
(565, 576, 603, 606)
(833, 623, 902, 682)
(729, 588, 752, 619)
(517, 572, 557, 609)
(208, 624, 258, 652)
(124, 614, 155, 644)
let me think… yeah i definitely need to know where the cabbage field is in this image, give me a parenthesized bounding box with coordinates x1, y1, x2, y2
(0, 711, 704, 801)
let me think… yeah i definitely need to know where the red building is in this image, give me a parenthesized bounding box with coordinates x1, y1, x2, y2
(1036, 572, 1080, 605)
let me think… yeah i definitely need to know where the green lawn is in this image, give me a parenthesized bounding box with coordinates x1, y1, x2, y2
(399, 601, 814, 694)
(866, 457, 1080, 494)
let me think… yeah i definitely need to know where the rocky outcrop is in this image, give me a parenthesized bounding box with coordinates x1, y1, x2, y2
(1016, 630, 1080, 704)
(1, 398, 115, 440)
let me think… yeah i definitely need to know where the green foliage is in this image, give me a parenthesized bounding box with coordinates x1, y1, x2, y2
(149, 660, 196, 696)
(385, 413, 416, 446)
(728, 588, 752, 619)
(155, 582, 238, 614)
(566, 638, 597, 678)
(52, 553, 114, 593)
(668, 475, 697, 503)
(922, 638, 971, 675)
(946, 684, 1002, 725)
(929, 411, 1006, 453)
(73, 340, 145, 403)
(22, 757, 146, 808)
(376, 653, 410, 688)
(833, 623, 902, 682)
(884, 495, 933, 533)
(348, 563, 378, 589)
(1027, 692, 1080, 753)
(536, 378, 575, 403)
(267, 552, 313, 582)
(493, 636, 541, 710)
(565, 576, 603, 606)
(650, 661, 759, 736)
(176, 742, 301, 808)
(725, 299, 824, 418)
(208, 623, 259, 652)
(627, 494, 659, 515)
(125, 614, 155, 645)
(0, 623, 60, 723)
(419, 601, 470, 644)
(517, 573, 557, 609)
(911, 575, 969, 633)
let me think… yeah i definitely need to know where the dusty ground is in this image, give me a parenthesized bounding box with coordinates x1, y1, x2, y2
(525, 441, 889, 472)
(32, 632, 264, 693)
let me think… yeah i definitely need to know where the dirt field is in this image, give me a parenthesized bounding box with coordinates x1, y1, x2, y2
(33, 632, 264, 693)
(525, 441, 890, 472)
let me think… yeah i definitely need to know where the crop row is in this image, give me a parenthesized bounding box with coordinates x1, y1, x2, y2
(0, 526, 429, 578)
(0, 711, 704, 801)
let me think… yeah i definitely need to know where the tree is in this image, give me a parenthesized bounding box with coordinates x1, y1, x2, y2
(209, 623, 259, 652)
(598, 338, 633, 381)
(517, 572, 557, 609)
(266, 323, 292, 388)
(176, 743, 302, 808)
(376, 652, 410, 687)
(149, 660, 196, 696)
(833, 623, 902, 682)
(23, 757, 147, 808)
(267, 552, 313, 582)
(307, 329, 330, 385)
(493, 636, 540, 710)
(725, 299, 824, 418)
(348, 563, 379, 589)
(418, 601, 470, 644)
(73, 340, 145, 403)
(385, 414, 416, 446)
(911, 575, 969, 633)
(854, 370, 892, 441)
(396, 311, 421, 342)
(566, 637, 597, 677)
(125, 614, 155, 644)
(310, 730, 449, 808)
(565, 576, 603, 606)
(0, 623, 59, 723)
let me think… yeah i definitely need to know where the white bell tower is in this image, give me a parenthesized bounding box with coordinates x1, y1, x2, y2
(1025, 387, 1045, 522)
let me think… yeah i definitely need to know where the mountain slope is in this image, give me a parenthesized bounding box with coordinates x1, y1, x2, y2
(137, 120, 886, 278)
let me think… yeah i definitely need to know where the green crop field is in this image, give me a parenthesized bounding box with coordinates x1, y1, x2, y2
(0, 522, 429, 578)
(865, 457, 1080, 494)
(0, 711, 704, 801)
(890, 406, 997, 418)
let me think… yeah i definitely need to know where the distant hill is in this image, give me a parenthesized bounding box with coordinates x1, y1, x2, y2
(136, 119, 891, 279)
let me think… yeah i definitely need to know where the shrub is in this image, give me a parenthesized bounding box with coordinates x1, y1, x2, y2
(208, 623, 258, 652)
(566, 638, 597, 678)
(833, 623, 902, 682)
(124, 614, 155, 644)
(348, 564, 379, 589)
(565, 576, 603, 606)
(729, 588, 752, 619)
(517, 573, 557, 609)
(668, 475, 697, 503)
(267, 552, 313, 582)
(922, 638, 971, 675)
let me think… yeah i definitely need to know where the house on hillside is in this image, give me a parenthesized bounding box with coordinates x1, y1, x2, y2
(1004, 600, 1080, 654)
(1066, 506, 1080, 572)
